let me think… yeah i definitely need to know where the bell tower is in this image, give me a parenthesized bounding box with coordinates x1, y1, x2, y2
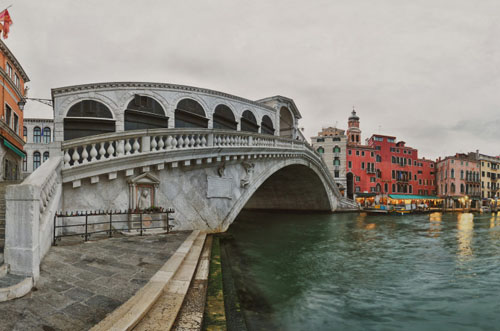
(347, 107, 361, 145)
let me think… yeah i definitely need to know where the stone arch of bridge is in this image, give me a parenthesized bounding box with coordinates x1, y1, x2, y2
(220, 159, 336, 231)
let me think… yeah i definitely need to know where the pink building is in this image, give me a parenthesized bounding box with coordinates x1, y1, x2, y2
(436, 153, 481, 208)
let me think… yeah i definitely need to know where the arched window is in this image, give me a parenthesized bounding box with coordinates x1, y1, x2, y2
(279, 107, 293, 138)
(333, 158, 341, 166)
(240, 110, 259, 133)
(23, 126, 27, 142)
(451, 169, 455, 178)
(125, 95, 168, 131)
(261, 115, 274, 135)
(43, 151, 50, 162)
(64, 100, 115, 140)
(22, 155, 27, 171)
(175, 99, 208, 128)
(333, 145, 341, 153)
(460, 170, 464, 180)
(33, 127, 41, 143)
(460, 183, 464, 193)
(213, 105, 237, 130)
(43, 127, 51, 143)
(316, 146, 324, 154)
(451, 183, 455, 193)
(33, 152, 41, 170)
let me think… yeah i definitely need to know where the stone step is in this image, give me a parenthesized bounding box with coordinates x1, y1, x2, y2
(171, 235, 213, 330)
(0, 273, 34, 302)
(90, 230, 204, 331)
(134, 232, 207, 330)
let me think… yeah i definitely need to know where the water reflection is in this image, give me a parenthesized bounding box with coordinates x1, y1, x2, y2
(428, 212, 442, 237)
(456, 213, 474, 261)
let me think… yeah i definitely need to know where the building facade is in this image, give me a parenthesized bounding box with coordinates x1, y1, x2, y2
(311, 127, 347, 196)
(22, 117, 55, 176)
(467, 152, 500, 200)
(346, 110, 377, 198)
(436, 154, 480, 208)
(0, 40, 29, 181)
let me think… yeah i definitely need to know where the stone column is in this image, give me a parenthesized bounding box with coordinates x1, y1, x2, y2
(5, 184, 41, 279)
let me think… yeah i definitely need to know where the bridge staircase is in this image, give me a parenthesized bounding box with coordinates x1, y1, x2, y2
(0, 180, 34, 302)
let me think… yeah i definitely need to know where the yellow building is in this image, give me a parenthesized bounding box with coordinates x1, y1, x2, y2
(475, 153, 500, 200)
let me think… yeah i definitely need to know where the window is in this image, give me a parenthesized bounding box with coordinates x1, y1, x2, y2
(356, 151, 359, 156)
(316, 138, 325, 142)
(43, 127, 51, 143)
(5, 104, 12, 127)
(361, 162, 365, 169)
(376, 155, 382, 162)
(43, 151, 50, 162)
(384, 183, 388, 192)
(332, 137, 341, 142)
(6, 62, 12, 78)
(13, 113, 18, 133)
(14, 74, 20, 89)
(392, 170, 395, 179)
(460, 170, 464, 179)
(371, 152, 374, 157)
(356, 176, 361, 182)
(373, 136, 384, 142)
(333, 146, 341, 153)
(355, 187, 360, 193)
(388, 138, 395, 143)
(23, 126, 27, 142)
(392, 184, 396, 192)
(370, 177, 375, 182)
(333, 158, 341, 166)
(317, 147, 324, 154)
(361, 151, 365, 156)
(33, 152, 41, 170)
(33, 127, 41, 143)
(375, 146, 381, 150)
(334, 170, 340, 178)
(23, 156, 27, 171)
(451, 169, 455, 178)
(348, 150, 352, 155)
(348, 161, 352, 168)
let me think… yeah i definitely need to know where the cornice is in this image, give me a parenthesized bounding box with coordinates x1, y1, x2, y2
(51, 82, 277, 113)
(0, 66, 24, 100)
(0, 40, 30, 82)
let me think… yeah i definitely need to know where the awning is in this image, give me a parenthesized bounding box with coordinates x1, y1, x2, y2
(356, 193, 377, 197)
(389, 194, 440, 200)
(3, 139, 26, 158)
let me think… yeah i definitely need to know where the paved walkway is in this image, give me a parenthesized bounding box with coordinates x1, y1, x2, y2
(0, 231, 190, 331)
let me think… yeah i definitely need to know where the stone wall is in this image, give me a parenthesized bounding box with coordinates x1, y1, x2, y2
(61, 157, 337, 233)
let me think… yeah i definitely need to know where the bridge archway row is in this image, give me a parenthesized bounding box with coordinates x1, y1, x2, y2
(55, 86, 296, 142)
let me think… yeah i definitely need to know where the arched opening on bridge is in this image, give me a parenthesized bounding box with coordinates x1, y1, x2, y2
(241, 110, 259, 133)
(243, 164, 331, 211)
(279, 106, 294, 138)
(260, 115, 275, 135)
(125, 95, 168, 130)
(213, 104, 237, 130)
(175, 98, 209, 128)
(64, 100, 115, 140)
(346, 172, 354, 200)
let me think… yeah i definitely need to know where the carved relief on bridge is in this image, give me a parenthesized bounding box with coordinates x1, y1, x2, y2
(127, 172, 160, 210)
(240, 161, 255, 188)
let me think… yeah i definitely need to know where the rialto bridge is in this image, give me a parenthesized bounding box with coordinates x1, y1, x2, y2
(4, 82, 357, 279)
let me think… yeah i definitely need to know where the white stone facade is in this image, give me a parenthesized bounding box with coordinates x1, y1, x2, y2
(22, 118, 58, 177)
(311, 128, 348, 197)
(51, 82, 303, 143)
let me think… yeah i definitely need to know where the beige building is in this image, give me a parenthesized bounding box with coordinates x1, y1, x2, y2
(311, 127, 347, 196)
(475, 153, 500, 200)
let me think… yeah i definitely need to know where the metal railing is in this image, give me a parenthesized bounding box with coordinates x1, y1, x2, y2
(53, 208, 174, 245)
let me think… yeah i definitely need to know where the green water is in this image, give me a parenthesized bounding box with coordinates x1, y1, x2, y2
(224, 211, 500, 331)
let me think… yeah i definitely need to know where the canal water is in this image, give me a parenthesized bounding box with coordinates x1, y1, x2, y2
(224, 211, 500, 331)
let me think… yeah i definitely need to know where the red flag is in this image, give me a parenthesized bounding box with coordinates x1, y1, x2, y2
(0, 9, 13, 39)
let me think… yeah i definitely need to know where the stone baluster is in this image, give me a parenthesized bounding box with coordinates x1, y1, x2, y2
(190, 135, 196, 147)
(124, 140, 132, 155)
(81, 146, 89, 164)
(107, 141, 115, 158)
(90, 144, 98, 161)
(178, 135, 184, 149)
(166, 135, 173, 149)
(151, 136, 158, 151)
(132, 138, 140, 154)
(63, 150, 71, 168)
(116, 140, 125, 157)
(157, 136, 165, 150)
(72, 149, 80, 165)
(99, 144, 107, 160)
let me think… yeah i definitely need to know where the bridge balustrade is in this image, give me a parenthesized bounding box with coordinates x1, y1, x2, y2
(62, 129, 306, 169)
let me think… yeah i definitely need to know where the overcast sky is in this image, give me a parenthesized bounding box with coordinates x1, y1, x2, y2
(5, 0, 500, 159)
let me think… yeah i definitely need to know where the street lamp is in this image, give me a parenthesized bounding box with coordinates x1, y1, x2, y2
(17, 99, 26, 111)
